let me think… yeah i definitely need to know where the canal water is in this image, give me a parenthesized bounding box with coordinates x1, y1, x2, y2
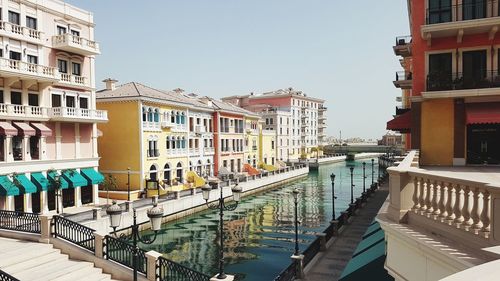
(139, 159, 379, 280)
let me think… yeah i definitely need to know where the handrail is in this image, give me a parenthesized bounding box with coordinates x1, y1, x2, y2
(427, 70, 500, 91)
(426, 0, 498, 24)
(156, 256, 210, 281)
(0, 210, 40, 234)
(273, 261, 297, 281)
(0, 270, 19, 281)
(53, 215, 95, 252)
(104, 235, 148, 275)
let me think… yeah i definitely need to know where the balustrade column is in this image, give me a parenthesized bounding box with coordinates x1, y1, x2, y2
(412, 177, 420, 211)
(471, 188, 481, 230)
(437, 181, 446, 218)
(461, 186, 472, 230)
(418, 178, 426, 213)
(446, 183, 455, 222)
(481, 192, 491, 236)
(431, 180, 439, 216)
(425, 179, 433, 214)
(453, 185, 464, 225)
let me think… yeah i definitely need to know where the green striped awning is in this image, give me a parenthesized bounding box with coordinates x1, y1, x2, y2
(47, 171, 70, 190)
(339, 222, 393, 281)
(61, 170, 87, 188)
(13, 174, 37, 194)
(0, 176, 20, 196)
(80, 168, 105, 185)
(31, 172, 49, 191)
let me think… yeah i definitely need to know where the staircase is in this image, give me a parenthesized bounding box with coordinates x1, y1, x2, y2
(0, 237, 119, 281)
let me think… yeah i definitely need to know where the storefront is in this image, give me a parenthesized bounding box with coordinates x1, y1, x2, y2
(465, 103, 500, 165)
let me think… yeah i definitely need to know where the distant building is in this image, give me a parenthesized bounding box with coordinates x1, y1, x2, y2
(378, 132, 402, 146)
(222, 88, 327, 161)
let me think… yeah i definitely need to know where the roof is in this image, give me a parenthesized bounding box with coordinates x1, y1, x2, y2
(223, 87, 325, 103)
(96, 82, 259, 117)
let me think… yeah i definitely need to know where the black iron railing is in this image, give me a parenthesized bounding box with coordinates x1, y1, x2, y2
(273, 261, 297, 281)
(0, 210, 40, 234)
(53, 215, 95, 252)
(426, 1, 497, 24)
(395, 35, 411, 46)
(156, 256, 210, 281)
(427, 70, 500, 91)
(0, 270, 19, 281)
(104, 235, 147, 275)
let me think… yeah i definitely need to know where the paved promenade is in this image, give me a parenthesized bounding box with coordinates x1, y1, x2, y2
(304, 182, 389, 281)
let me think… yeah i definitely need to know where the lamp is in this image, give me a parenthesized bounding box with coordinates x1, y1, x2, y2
(106, 201, 122, 230)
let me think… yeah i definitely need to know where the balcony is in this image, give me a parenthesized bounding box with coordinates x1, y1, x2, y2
(0, 21, 42, 44)
(52, 34, 100, 56)
(0, 104, 49, 121)
(0, 58, 59, 83)
(161, 121, 174, 128)
(395, 106, 410, 116)
(393, 35, 412, 57)
(318, 106, 327, 112)
(422, 2, 500, 42)
(189, 148, 200, 155)
(424, 70, 500, 98)
(48, 107, 108, 123)
(319, 122, 327, 128)
(205, 147, 215, 154)
(318, 116, 327, 121)
(393, 71, 412, 89)
(194, 125, 206, 135)
(147, 149, 160, 158)
(57, 73, 91, 90)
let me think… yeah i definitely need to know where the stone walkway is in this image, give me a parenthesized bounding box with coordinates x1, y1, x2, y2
(304, 182, 389, 281)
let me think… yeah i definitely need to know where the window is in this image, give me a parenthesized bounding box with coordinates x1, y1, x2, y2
(26, 16, 37, 30)
(27, 55, 38, 64)
(79, 97, 88, 109)
(30, 136, 39, 160)
(66, 96, 75, 108)
(427, 53, 453, 91)
(9, 51, 21, 61)
(12, 136, 22, 161)
(52, 94, 61, 107)
(428, 0, 452, 24)
(28, 94, 38, 106)
(58, 59, 68, 73)
(8, 11, 20, 25)
(71, 29, 80, 37)
(57, 26, 67, 35)
(0, 91, 3, 104)
(72, 62, 81, 76)
(11, 92, 21, 105)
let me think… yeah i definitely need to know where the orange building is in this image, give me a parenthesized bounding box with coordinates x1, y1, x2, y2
(388, 0, 500, 166)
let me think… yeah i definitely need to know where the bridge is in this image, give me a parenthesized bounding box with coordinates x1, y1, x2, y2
(324, 144, 403, 155)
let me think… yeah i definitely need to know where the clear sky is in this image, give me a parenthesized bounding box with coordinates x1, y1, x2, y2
(66, 0, 409, 140)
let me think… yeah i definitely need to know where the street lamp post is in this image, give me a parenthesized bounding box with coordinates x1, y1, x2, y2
(329, 174, 337, 221)
(349, 166, 354, 205)
(202, 181, 243, 279)
(54, 175, 62, 215)
(106, 199, 164, 281)
(127, 167, 131, 202)
(362, 162, 366, 195)
(292, 188, 300, 256)
(371, 159, 375, 184)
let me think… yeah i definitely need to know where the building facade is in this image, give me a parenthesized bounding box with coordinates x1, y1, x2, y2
(0, 0, 106, 213)
(222, 88, 326, 161)
(389, 0, 500, 166)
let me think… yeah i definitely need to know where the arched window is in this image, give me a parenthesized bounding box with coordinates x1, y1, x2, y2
(164, 163, 171, 184)
(142, 107, 147, 122)
(176, 112, 180, 124)
(206, 159, 212, 176)
(147, 108, 153, 122)
(176, 136, 181, 149)
(149, 165, 157, 181)
(247, 155, 251, 164)
(182, 137, 186, 148)
(176, 162, 183, 182)
(253, 155, 257, 167)
(181, 112, 186, 124)
(154, 109, 160, 122)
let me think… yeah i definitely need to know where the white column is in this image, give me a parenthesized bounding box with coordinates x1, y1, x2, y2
(24, 193, 32, 212)
(23, 136, 31, 161)
(41, 190, 49, 214)
(55, 122, 62, 160)
(5, 136, 12, 162)
(5, 196, 14, 211)
(40, 136, 47, 160)
(75, 187, 82, 207)
(92, 184, 99, 205)
(92, 123, 98, 158)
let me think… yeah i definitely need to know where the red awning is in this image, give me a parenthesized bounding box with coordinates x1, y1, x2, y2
(387, 110, 411, 133)
(30, 123, 52, 137)
(12, 122, 36, 136)
(0, 122, 17, 136)
(466, 103, 500, 125)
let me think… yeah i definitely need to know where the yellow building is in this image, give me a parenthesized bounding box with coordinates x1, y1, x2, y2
(244, 116, 260, 167)
(96, 81, 215, 196)
(259, 127, 277, 170)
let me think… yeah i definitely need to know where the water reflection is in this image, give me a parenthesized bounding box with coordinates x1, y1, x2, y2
(139, 159, 379, 280)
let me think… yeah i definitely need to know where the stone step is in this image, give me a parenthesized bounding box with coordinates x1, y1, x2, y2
(17, 259, 94, 281)
(73, 270, 113, 281)
(3, 251, 68, 274)
(51, 263, 104, 281)
(0, 245, 58, 267)
(0, 239, 48, 253)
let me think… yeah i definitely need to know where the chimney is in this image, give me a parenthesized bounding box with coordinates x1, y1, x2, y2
(103, 78, 118, 91)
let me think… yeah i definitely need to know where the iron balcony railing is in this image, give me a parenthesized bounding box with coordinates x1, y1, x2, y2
(104, 235, 148, 275)
(0, 270, 19, 281)
(395, 71, 412, 81)
(426, 70, 500, 91)
(53, 215, 95, 252)
(0, 210, 40, 234)
(395, 35, 412, 46)
(156, 256, 210, 281)
(426, 0, 498, 24)
(396, 106, 410, 115)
